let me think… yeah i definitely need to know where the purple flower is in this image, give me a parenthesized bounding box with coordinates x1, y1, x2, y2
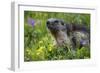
(80, 40, 87, 45)
(27, 18, 35, 27)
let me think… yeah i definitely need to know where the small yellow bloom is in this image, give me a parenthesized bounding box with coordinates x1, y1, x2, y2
(48, 44, 54, 52)
(48, 48, 52, 52)
(37, 47, 44, 52)
(36, 46, 45, 56)
(36, 52, 40, 55)
(39, 41, 43, 44)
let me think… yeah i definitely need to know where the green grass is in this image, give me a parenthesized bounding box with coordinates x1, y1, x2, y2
(24, 11, 90, 61)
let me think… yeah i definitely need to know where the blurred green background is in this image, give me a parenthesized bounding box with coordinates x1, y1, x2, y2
(24, 11, 90, 61)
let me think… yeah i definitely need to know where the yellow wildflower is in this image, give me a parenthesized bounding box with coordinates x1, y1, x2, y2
(48, 48, 52, 52)
(37, 46, 45, 52)
(36, 52, 40, 55)
(36, 46, 45, 56)
(39, 41, 43, 44)
(48, 44, 54, 52)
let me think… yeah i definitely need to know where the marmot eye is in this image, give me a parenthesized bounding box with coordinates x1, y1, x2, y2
(61, 22, 64, 25)
(54, 20, 59, 23)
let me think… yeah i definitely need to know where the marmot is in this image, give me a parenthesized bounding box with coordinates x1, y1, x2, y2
(46, 18, 90, 50)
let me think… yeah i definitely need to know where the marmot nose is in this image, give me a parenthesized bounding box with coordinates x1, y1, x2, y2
(46, 21, 50, 25)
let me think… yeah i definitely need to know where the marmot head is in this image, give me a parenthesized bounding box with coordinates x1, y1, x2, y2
(46, 18, 72, 36)
(46, 18, 67, 32)
(46, 18, 72, 47)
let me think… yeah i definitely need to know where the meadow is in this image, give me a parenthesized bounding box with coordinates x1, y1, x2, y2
(24, 11, 90, 61)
